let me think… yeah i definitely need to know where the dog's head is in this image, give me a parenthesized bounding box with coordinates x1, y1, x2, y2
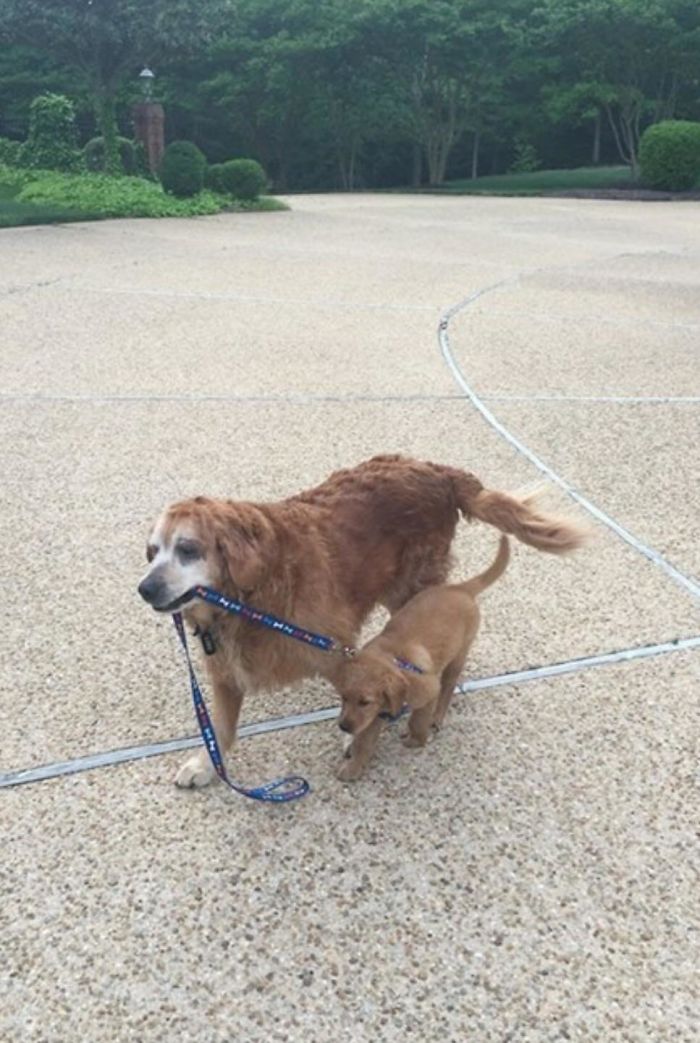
(137, 497, 276, 614)
(334, 652, 407, 735)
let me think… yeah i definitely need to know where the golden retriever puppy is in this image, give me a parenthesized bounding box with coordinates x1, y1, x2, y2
(138, 456, 583, 788)
(332, 536, 510, 782)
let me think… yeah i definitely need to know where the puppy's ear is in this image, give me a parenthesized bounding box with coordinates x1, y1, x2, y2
(382, 669, 407, 717)
(212, 507, 277, 593)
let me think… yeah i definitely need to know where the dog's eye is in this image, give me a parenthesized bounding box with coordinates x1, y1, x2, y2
(177, 540, 202, 563)
(146, 544, 157, 563)
(358, 697, 371, 708)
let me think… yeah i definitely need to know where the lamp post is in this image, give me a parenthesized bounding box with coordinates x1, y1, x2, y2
(133, 66, 164, 174)
(139, 66, 155, 100)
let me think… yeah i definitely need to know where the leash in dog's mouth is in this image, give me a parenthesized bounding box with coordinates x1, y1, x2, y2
(166, 585, 424, 804)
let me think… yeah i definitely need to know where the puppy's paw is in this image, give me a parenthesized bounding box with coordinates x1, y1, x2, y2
(175, 753, 217, 789)
(401, 732, 428, 749)
(336, 759, 364, 782)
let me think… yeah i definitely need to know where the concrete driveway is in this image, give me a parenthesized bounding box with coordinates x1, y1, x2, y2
(1, 194, 698, 1042)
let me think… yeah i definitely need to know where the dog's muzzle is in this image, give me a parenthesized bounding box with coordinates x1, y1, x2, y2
(138, 573, 193, 613)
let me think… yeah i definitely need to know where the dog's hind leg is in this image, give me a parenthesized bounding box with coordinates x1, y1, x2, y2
(175, 676, 244, 788)
(432, 657, 466, 732)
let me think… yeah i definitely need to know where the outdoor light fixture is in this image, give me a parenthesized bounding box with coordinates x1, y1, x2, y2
(139, 66, 155, 99)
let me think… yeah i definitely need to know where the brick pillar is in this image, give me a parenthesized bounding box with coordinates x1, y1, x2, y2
(132, 102, 165, 174)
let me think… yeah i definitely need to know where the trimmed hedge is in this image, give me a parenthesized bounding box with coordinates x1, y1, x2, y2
(206, 158, 267, 199)
(205, 162, 226, 192)
(639, 120, 700, 191)
(160, 140, 206, 197)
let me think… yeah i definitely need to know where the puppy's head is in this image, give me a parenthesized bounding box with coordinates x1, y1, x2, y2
(335, 653, 407, 735)
(137, 497, 275, 614)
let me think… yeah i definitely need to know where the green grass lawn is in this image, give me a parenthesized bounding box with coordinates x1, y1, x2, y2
(0, 180, 98, 227)
(433, 165, 632, 195)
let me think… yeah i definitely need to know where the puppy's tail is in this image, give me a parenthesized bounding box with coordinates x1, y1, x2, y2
(450, 471, 587, 555)
(460, 536, 510, 597)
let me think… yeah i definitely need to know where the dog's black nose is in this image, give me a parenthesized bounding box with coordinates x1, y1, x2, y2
(138, 575, 165, 605)
(338, 719, 353, 734)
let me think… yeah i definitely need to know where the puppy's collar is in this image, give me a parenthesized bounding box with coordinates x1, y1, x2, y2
(393, 655, 424, 676)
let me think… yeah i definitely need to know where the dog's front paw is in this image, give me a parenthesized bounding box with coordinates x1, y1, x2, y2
(336, 758, 365, 782)
(175, 753, 217, 789)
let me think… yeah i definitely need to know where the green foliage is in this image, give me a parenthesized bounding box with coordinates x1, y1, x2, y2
(84, 136, 137, 174)
(17, 169, 223, 217)
(509, 141, 540, 174)
(207, 158, 267, 199)
(160, 140, 206, 197)
(0, 136, 22, 166)
(0, 162, 34, 188)
(205, 163, 226, 192)
(0, 1, 232, 175)
(638, 120, 700, 191)
(20, 92, 81, 171)
(3, 0, 700, 189)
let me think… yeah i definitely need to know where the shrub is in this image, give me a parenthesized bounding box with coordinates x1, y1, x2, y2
(509, 141, 540, 174)
(17, 170, 223, 218)
(639, 120, 700, 191)
(0, 137, 22, 167)
(84, 136, 138, 174)
(208, 158, 267, 199)
(159, 140, 206, 197)
(20, 93, 82, 172)
(205, 162, 226, 192)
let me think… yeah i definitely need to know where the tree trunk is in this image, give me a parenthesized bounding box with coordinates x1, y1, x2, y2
(411, 143, 422, 187)
(347, 139, 357, 191)
(95, 90, 122, 175)
(471, 129, 480, 179)
(592, 110, 601, 165)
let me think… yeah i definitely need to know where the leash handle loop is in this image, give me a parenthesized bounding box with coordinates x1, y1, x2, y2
(172, 612, 310, 804)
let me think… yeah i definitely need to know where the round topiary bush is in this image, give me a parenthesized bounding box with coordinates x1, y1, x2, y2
(212, 158, 267, 199)
(159, 140, 206, 197)
(639, 120, 700, 191)
(84, 136, 137, 174)
(205, 162, 226, 193)
(20, 93, 82, 172)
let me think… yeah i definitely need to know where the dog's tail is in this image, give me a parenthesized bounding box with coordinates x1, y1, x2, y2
(450, 470, 587, 555)
(459, 536, 510, 597)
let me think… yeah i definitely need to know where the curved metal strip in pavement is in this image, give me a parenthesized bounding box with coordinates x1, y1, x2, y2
(2, 634, 699, 789)
(438, 281, 700, 601)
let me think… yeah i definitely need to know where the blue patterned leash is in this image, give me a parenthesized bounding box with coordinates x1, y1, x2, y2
(172, 611, 310, 803)
(171, 586, 424, 801)
(191, 585, 355, 655)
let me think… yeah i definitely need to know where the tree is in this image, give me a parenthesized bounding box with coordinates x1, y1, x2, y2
(537, 0, 700, 176)
(0, 0, 233, 173)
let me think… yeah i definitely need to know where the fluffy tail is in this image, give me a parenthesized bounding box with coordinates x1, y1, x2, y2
(460, 536, 510, 597)
(451, 471, 587, 555)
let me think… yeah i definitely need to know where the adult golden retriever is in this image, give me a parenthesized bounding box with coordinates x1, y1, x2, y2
(138, 455, 583, 787)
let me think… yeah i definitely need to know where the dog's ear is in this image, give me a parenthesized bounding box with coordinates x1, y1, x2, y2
(382, 669, 407, 717)
(211, 507, 277, 593)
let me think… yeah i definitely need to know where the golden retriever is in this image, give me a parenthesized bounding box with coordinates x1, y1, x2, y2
(332, 536, 510, 781)
(138, 455, 583, 787)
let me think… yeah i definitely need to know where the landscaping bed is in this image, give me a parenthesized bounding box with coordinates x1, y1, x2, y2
(0, 164, 287, 228)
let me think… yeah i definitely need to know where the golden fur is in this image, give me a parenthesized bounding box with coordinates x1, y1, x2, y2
(332, 536, 510, 781)
(140, 455, 585, 787)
